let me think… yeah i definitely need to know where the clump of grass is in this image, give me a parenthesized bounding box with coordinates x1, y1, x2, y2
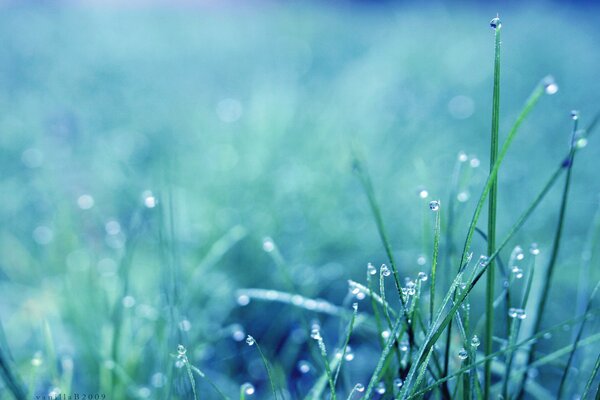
(2, 14, 599, 400)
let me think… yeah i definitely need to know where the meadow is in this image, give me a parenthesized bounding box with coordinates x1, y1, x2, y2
(0, 1, 600, 399)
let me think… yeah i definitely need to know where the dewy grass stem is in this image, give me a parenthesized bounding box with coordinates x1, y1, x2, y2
(485, 15, 502, 399)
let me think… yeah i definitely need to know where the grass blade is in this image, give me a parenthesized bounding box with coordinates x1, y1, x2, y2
(557, 280, 600, 399)
(485, 16, 502, 398)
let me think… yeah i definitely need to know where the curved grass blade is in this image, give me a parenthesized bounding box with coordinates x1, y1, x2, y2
(246, 336, 280, 400)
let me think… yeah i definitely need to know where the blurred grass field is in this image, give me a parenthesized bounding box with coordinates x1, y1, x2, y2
(1, 1, 600, 398)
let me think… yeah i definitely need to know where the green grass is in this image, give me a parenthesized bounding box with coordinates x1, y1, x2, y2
(1, 3, 600, 400)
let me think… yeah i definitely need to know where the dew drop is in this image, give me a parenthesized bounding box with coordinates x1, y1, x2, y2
(381, 264, 391, 277)
(457, 191, 470, 202)
(571, 110, 580, 121)
(297, 360, 311, 374)
(417, 255, 427, 266)
(381, 330, 391, 340)
(344, 345, 355, 361)
(543, 332, 552, 340)
(511, 266, 524, 279)
(490, 16, 501, 29)
(376, 381, 386, 394)
(479, 255, 489, 267)
(245, 335, 255, 346)
(458, 348, 468, 360)
(543, 76, 559, 95)
(470, 157, 480, 168)
(237, 294, 251, 306)
(394, 378, 403, 388)
(241, 382, 255, 395)
(31, 352, 43, 367)
(417, 186, 429, 199)
(513, 245, 525, 261)
(508, 308, 527, 319)
(429, 200, 440, 212)
(367, 262, 377, 275)
(458, 151, 468, 162)
(310, 328, 321, 340)
(418, 272, 428, 281)
(352, 302, 359, 312)
(471, 335, 480, 349)
(177, 345, 186, 355)
(529, 243, 540, 256)
(354, 383, 365, 392)
(399, 341, 409, 352)
(142, 190, 157, 208)
(231, 324, 246, 342)
(262, 237, 275, 252)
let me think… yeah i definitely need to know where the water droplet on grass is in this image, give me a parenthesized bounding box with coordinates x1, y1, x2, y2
(177, 345, 186, 355)
(381, 264, 391, 277)
(376, 381, 386, 394)
(543, 76, 559, 95)
(142, 190, 157, 208)
(245, 335, 255, 346)
(394, 378, 403, 388)
(418, 272, 428, 281)
(262, 237, 275, 252)
(458, 348, 468, 360)
(508, 308, 527, 319)
(470, 157, 480, 168)
(241, 383, 255, 395)
(571, 110, 580, 120)
(367, 262, 377, 275)
(417, 186, 429, 199)
(310, 328, 321, 340)
(354, 383, 365, 392)
(511, 266, 524, 279)
(529, 243, 540, 255)
(237, 295, 250, 306)
(471, 335, 480, 349)
(490, 16, 501, 29)
(429, 200, 440, 211)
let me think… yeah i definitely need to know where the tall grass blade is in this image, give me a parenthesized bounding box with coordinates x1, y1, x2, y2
(485, 16, 502, 398)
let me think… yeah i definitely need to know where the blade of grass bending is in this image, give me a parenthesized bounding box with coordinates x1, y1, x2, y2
(352, 154, 413, 339)
(333, 303, 359, 388)
(582, 352, 600, 400)
(557, 280, 600, 399)
(516, 112, 580, 400)
(188, 365, 230, 400)
(248, 336, 280, 400)
(485, 16, 502, 399)
(406, 309, 600, 399)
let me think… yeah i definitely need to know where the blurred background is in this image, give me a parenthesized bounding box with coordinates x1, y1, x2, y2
(0, 0, 599, 398)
